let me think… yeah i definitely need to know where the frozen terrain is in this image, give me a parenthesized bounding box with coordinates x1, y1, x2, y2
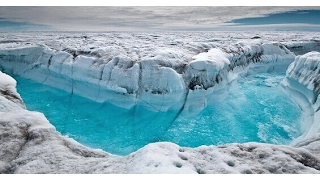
(1, 31, 320, 173)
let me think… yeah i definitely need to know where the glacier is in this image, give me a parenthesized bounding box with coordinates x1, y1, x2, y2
(1, 31, 320, 173)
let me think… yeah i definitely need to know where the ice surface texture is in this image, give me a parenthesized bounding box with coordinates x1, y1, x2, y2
(1, 32, 320, 173)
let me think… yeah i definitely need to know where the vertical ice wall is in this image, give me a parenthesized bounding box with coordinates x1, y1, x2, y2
(282, 52, 320, 142)
(0, 42, 297, 114)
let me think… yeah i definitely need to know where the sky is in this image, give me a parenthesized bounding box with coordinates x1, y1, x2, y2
(0, 1, 320, 32)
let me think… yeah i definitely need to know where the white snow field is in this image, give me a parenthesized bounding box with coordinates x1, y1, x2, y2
(1, 31, 320, 173)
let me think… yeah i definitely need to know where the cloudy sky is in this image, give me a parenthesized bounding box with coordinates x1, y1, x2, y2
(0, 3, 320, 32)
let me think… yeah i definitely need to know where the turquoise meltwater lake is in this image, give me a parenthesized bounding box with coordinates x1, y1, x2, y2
(14, 72, 302, 156)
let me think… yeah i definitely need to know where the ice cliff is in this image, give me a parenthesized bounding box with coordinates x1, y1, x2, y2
(0, 35, 298, 114)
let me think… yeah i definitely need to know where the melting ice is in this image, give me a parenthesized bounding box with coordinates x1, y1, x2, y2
(15, 71, 302, 156)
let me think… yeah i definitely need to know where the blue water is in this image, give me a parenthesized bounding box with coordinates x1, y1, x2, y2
(14, 72, 302, 156)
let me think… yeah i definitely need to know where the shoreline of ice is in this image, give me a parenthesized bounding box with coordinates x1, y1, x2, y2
(1, 32, 320, 173)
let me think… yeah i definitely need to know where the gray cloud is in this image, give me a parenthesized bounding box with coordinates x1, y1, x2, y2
(0, 6, 320, 31)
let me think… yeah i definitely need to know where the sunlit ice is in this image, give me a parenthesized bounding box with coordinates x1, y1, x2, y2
(1, 31, 320, 173)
